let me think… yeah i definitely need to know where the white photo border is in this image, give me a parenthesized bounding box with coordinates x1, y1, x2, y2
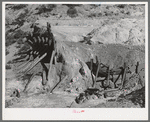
(2, 1, 148, 120)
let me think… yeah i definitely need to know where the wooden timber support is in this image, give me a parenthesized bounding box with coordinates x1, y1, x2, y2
(94, 60, 100, 88)
(49, 75, 68, 93)
(90, 58, 95, 87)
(121, 62, 127, 89)
(107, 66, 110, 83)
(24, 53, 47, 74)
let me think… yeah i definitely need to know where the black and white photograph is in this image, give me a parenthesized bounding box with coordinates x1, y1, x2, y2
(2, 1, 148, 120)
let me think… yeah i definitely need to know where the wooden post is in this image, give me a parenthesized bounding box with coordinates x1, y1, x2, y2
(121, 62, 127, 89)
(114, 72, 121, 87)
(107, 66, 110, 83)
(90, 58, 95, 87)
(41, 62, 48, 85)
(136, 61, 139, 74)
(24, 53, 47, 74)
(23, 73, 35, 93)
(48, 50, 55, 71)
(111, 73, 114, 83)
(94, 62, 100, 88)
(47, 50, 55, 88)
(90, 58, 93, 71)
(49, 75, 68, 93)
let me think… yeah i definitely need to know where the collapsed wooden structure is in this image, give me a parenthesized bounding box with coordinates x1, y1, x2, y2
(14, 22, 145, 95)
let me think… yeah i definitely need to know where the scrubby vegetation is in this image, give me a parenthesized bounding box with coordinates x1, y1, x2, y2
(36, 4, 56, 14)
(6, 4, 28, 10)
(5, 4, 145, 48)
(6, 64, 11, 69)
(6, 49, 9, 55)
(67, 6, 78, 18)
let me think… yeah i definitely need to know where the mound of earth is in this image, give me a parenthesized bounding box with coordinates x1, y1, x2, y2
(5, 39, 145, 108)
(5, 4, 145, 108)
(83, 18, 145, 45)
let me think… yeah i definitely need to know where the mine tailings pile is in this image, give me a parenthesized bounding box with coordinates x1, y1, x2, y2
(13, 22, 145, 107)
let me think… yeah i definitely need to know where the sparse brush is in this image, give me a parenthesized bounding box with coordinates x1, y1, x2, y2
(15, 8, 29, 26)
(7, 60, 13, 64)
(9, 4, 28, 10)
(116, 4, 127, 8)
(67, 7, 78, 18)
(6, 39, 16, 47)
(6, 64, 11, 69)
(36, 4, 56, 14)
(6, 49, 9, 55)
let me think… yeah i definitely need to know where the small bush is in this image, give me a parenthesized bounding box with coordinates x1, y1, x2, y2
(97, 13, 102, 17)
(6, 49, 9, 55)
(5, 16, 13, 25)
(6, 29, 25, 47)
(15, 8, 29, 26)
(7, 60, 13, 64)
(116, 4, 126, 8)
(120, 9, 125, 14)
(8, 4, 28, 10)
(67, 7, 78, 18)
(37, 4, 56, 14)
(104, 11, 113, 16)
(15, 44, 21, 48)
(88, 13, 97, 18)
(6, 64, 11, 69)
(13, 30, 25, 39)
(6, 39, 16, 47)
(106, 6, 109, 9)
(126, 11, 131, 15)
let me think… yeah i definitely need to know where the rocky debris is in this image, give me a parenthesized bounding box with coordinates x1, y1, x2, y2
(6, 88, 22, 108)
(124, 73, 141, 90)
(9, 22, 145, 100)
(75, 62, 145, 105)
(75, 88, 104, 104)
(75, 80, 145, 107)
(75, 87, 123, 105)
(103, 79, 115, 89)
(5, 97, 20, 108)
(83, 19, 145, 45)
(10, 89, 21, 98)
(117, 87, 145, 108)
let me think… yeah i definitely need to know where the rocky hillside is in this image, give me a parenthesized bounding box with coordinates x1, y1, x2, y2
(5, 4, 145, 47)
